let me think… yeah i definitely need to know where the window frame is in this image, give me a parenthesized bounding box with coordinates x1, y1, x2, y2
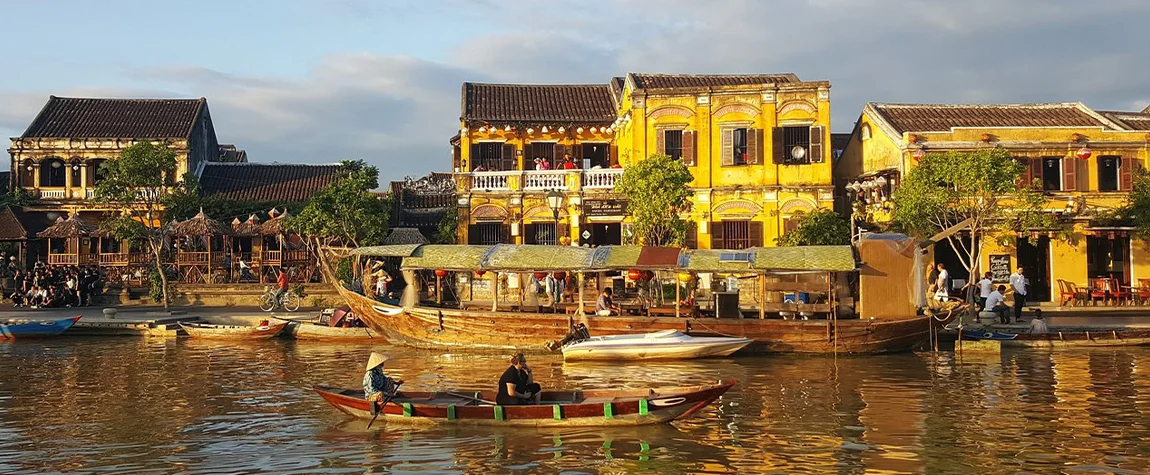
(663, 129, 684, 161)
(1041, 157, 1062, 191)
(1097, 155, 1120, 192)
(732, 128, 749, 166)
(781, 126, 812, 165)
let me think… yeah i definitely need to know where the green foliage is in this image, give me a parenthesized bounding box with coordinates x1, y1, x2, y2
(289, 160, 390, 247)
(892, 148, 1056, 273)
(0, 188, 34, 209)
(435, 208, 459, 244)
(615, 154, 694, 246)
(1121, 169, 1150, 239)
(777, 209, 851, 246)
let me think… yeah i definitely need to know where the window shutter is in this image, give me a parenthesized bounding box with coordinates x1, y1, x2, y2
(747, 128, 761, 165)
(656, 129, 666, 155)
(502, 143, 517, 171)
(609, 144, 618, 167)
(1062, 156, 1077, 191)
(469, 144, 480, 169)
(1028, 158, 1042, 190)
(721, 129, 735, 166)
(772, 127, 784, 164)
(711, 221, 725, 249)
(553, 143, 565, 162)
(684, 221, 698, 249)
(500, 224, 511, 244)
(573, 143, 583, 162)
(1120, 156, 1134, 191)
(809, 126, 824, 163)
(682, 130, 696, 166)
(748, 221, 763, 248)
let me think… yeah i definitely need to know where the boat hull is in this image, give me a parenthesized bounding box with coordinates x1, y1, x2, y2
(314, 380, 735, 427)
(1000, 329, 1150, 348)
(180, 322, 287, 340)
(0, 316, 81, 339)
(285, 321, 384, 341)
(337, 285, 937, 355)
(562, 334, 752, 361)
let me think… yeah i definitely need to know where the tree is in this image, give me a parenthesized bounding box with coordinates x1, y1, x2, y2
(1120, 169, 1150, 238)
(289, 160, 390, 248)
(614, 153, 694, 246)
(94, 141, 189, 308)
(892, 148, 1054, 287)
(777, 209, 851, 246)
(435, 208, 459, 244)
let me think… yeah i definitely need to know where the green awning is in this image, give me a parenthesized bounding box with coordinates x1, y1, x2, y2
(481, 244, 595, 271)
(751, 246, 856, 272)
(351, 244, 424, 257)
(591, 246, 683, 270)
(402, 245, 492, 271)
(679, 249, 756, 273)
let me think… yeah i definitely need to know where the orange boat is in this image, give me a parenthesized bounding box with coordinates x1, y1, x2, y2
(179, 321, 287, 340)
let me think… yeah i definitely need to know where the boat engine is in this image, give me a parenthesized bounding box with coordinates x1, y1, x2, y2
(546, 323, 591, 351)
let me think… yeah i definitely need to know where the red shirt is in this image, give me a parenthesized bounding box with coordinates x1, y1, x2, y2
(278, 272, 288, 290)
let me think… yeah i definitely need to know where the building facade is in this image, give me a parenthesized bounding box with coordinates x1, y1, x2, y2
(453, 73, 834, 249)
(837, 102, 1150, 302)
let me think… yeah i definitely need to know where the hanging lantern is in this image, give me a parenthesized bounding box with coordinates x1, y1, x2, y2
(478, 126, 487, 133)
(677, 272, 693, 283)
(434, 269, 449, 278)
(590, 127, 598, 133)
(541, 126, 549, 133)
(552, 271, 566, 281)
(505, 125, 512, 132)
(526, 127, 535, 134)
(533, 272, 548, 280)
(912, 149, 925, 162)
(627, 269, 643, 281)
(576, 127, 584, 134)
(641, 270, 655, 281)
(1076, 146, 1092, 160)
(557, 127, 565, 133)
(474, 270, 486, 277)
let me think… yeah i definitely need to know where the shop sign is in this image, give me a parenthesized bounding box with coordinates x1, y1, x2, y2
(583, 199, 628, 217)
(989, 254, 1011, 283)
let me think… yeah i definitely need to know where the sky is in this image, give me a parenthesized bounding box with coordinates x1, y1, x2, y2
(2, 0, 1148, 183)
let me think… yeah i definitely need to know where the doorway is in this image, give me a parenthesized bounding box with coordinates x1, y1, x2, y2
(1087, 235, 1130, 285)
(587, 223, 621, 246)
(582, 143, 610, 169)
(932, 237, 973, 295)
(1015, 236, 1051, 302)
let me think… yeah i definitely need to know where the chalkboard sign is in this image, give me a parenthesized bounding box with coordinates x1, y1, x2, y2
(989, 254, 1011, 283)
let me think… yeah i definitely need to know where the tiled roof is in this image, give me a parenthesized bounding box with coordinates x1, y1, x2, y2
(628, 73, 799, 90)
(382, 227, 429, 245)
(869, 103, 1113, 134)
(21, 96, 207, 139)
(200, 163, 342, 203)
(462, 82, 616, 123)
(0, 206, 27, 240)
(1098, 111, 1150, 131)
(0, 171, 9, 196)
(831, 133, 852, 151)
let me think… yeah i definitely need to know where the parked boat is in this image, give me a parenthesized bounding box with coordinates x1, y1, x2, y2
(560, 328, 752, 361)
(314, 379, 736, 427)
(283, 320, 384, 341)
(0, 316, 81, 339)
(179, 321, 286, 340)
(962, 328, 1150, 348)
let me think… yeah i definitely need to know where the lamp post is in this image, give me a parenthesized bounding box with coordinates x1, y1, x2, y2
(546, 190, 564, 245)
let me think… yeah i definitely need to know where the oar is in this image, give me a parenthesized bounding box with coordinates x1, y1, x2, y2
(444, 391, 497, 405)
(367, 381, 403, 429)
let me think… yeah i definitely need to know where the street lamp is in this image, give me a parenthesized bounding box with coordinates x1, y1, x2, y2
(546, 190, 564, 244)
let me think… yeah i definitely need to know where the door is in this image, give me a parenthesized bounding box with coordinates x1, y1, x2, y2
(932, 237, 973, 294)
(588, 223, 621, 246)
(1015, 236, 1051, 302)
(582, 143, 610, 168)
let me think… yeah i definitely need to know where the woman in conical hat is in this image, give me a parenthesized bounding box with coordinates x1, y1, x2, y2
(363, 352, 400, 402)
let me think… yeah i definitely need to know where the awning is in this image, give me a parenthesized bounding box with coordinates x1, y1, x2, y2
(351, 244, 425, 257)
(751, 245, 856, 272)
(590, 246, 683, 270)
(678, 249, 756, 273)
(402, 245, 493, 271)
(480, 244, 596, 271)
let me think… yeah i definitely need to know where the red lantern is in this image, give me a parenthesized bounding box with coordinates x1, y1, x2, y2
(474, 270, 486, 277)
(641, 270, 655, 281)
(1076, 146, 1092, 160)
(912, 149, 925, 162)
(627, 269, 642, 281)
(533, 272, 548, 280)
(434, 269, 449, 278)
(552, 271, 566, 281)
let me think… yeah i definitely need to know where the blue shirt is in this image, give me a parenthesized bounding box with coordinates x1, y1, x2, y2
(363, 367, 393, 399)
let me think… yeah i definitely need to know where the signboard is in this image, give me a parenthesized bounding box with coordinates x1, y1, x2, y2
(989, 254, 1011, 283)
(583, 199, 628, 217)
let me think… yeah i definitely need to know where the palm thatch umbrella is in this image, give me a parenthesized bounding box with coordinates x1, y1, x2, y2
(170, 208, 230, 237)
(36, 215, 96, 239)
(231, 214, 262, 237)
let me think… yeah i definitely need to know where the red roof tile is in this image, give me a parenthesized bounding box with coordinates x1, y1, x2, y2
(462, 83, 616, 124)
(629, 73, 799, 90)
(200, 163, 342, 203)
(870, 103, 1112, 134)
(1099, 111, 1150, 131)
(21, 96, 207, 139)
(0, 206, 27, 240)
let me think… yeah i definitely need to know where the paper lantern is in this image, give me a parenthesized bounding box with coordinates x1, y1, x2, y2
(434, 269, 449, 278)
(552, 271, 566, 281)
(912, 149, 925, 162)
(533, 272, 548, 280)
(1076, 146, 1092, 160)
(677, 272, 693, 283)
(627, 269, 642, 281)
(641, 270, 654, 281)
(474, 270, 486, 277)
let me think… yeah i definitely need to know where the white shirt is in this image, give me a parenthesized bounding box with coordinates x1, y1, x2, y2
(978, 278, 994, 298)
(1010, 272, 1028, 296)
(936, 269, 949, 290)
(985, 290, 1005, 309)
(1029, 318, 1048, 333)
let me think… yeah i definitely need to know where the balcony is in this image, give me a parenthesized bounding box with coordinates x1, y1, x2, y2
(583, 169, 623, 189)
(458, 169, 622, 193)
(523, 170, 569, 190)
(38, 188, 67, 199)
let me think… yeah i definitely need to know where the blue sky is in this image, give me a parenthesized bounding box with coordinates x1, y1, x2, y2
(2, 0, 1149, 182)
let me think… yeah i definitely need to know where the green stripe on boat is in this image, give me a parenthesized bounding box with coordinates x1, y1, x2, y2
(402, 403, 413, 417)
(494, 406, 504, 421)
(553, 405, 562, 420)
(603, 402, 613, 419)
(639, 398, 648, 415)
(447, 405, 456, 420)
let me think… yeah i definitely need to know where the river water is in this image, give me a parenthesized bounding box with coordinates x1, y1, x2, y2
(1, 338, 1148, 474)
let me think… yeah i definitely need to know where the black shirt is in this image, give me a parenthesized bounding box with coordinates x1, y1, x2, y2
(496, 366, 523, 405)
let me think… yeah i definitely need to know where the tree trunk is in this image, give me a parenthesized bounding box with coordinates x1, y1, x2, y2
(150, 237, 169, 310)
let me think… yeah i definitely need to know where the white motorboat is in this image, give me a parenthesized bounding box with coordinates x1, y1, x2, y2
(561, 329, 753, 361)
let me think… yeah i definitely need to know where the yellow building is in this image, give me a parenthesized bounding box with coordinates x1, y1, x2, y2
(837, 102, 1150, 303)
(453, 73, 835, 249)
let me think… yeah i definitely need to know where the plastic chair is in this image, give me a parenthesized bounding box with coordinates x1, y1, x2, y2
(1088, 278, 1109, 306)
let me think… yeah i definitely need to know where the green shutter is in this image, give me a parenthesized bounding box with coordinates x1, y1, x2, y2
(494, 406, 505, 421)
(402, 403, 413, 417)
(553, 405, 563, 420)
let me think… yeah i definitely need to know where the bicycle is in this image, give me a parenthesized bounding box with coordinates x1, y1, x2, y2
(259, 285, 300, 312)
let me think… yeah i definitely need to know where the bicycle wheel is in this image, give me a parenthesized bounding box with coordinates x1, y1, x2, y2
(282, 292, 301, 312)
(258, 293, 276, 312)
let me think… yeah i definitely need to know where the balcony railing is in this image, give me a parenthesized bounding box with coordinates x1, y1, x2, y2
(39, 188, 67, 199)
(459, 169, 620, 193)
(471, 171, 511, 191)
(523, 170, 569, 190)
(583, 169, 623, 189)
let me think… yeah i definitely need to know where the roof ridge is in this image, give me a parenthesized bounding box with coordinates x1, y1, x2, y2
(47, 96, 205, 102)
(464, 82, 609, 88)
(204, 161, 341, 166)
(870, 102, 1083, 108)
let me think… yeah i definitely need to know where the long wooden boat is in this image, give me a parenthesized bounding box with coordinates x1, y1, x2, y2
(0, 316, 81, 339)
(283, 320, 384, 341)
(314, 379, 736, 427)
(179, 321, 287, 340)
(561, 330, 752, 361)
(963, 328, 1150, 348)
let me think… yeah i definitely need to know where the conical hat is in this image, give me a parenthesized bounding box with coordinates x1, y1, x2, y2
(366, 352, 389, 371)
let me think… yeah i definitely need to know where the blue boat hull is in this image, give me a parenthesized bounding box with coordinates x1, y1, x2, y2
(0, 316, 81, 339)
(959, 329, 1018, 341)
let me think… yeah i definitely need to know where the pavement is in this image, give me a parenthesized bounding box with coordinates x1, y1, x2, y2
(0, 305, 322, 323)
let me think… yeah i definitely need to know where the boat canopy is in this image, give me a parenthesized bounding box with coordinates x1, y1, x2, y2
(482, 244, 596, 271)
(402, 245, 493, 271)
(592, 246, 682, 270)
(680, 246, 855, 273)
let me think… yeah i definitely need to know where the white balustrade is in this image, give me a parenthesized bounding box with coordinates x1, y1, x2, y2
(39, 188, 66, 199)
(583, 169, 623, 189)
(470, 171, 512, 191)
(523, 170, 568, 190)
(86, 189, 96, 199)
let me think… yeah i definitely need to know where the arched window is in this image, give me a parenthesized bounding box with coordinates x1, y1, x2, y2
(91, 159, 109, 185)
(40, 158, 67, 187)
(21, 160, 35, 187)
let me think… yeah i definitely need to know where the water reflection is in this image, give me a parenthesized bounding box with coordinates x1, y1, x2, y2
(1, 339, 1149, 473)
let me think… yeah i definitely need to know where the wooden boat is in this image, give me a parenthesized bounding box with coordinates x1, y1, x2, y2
(283, 320, 384, 341)
(964, 328, 1150, 348)
(0, 316, 81, 339)
(561, 329, 752, 361)
(314, 379, 736, 427)
(179, 321, 286, 340)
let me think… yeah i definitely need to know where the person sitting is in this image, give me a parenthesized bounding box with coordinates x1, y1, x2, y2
(1028, 309, 1049, 333)
(984, 285, 1010, 324)
(496, 353, 541, 405)
(363, 352, 401, 406)
(596, 288, 619, 316)
(238, 259, 253, 281)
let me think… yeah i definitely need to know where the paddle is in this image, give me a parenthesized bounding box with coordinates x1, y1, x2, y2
(444, 391, 497, 405)
(367, 381, 403, 429)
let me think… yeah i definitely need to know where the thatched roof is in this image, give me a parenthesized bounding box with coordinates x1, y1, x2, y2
(482, 244, 596, 272)
(382, 227, 429, 246)
(590, 246, 682, 270)
(36, 215, 96, 239)
(682, 246, 856, 273)
(351, 244, 424, 257)
(231, 214, 262, 237)
(0, 206, 28, 241)
(170, 209, 229, 237)
(402, 245, 493, 271)
(260, 210, 290, 236)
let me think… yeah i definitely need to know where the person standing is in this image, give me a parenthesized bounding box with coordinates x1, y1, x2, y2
(977, 271, 994, 309)
(1009, 267, 1028, 323)
(933, 263, 950, 301)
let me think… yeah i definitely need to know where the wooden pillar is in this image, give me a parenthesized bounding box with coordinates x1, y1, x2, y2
(675, 276, 681, 318)
(577, 272, 585, 316)
(759, 274, 766, 320)
(491, 272, 500, 312)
